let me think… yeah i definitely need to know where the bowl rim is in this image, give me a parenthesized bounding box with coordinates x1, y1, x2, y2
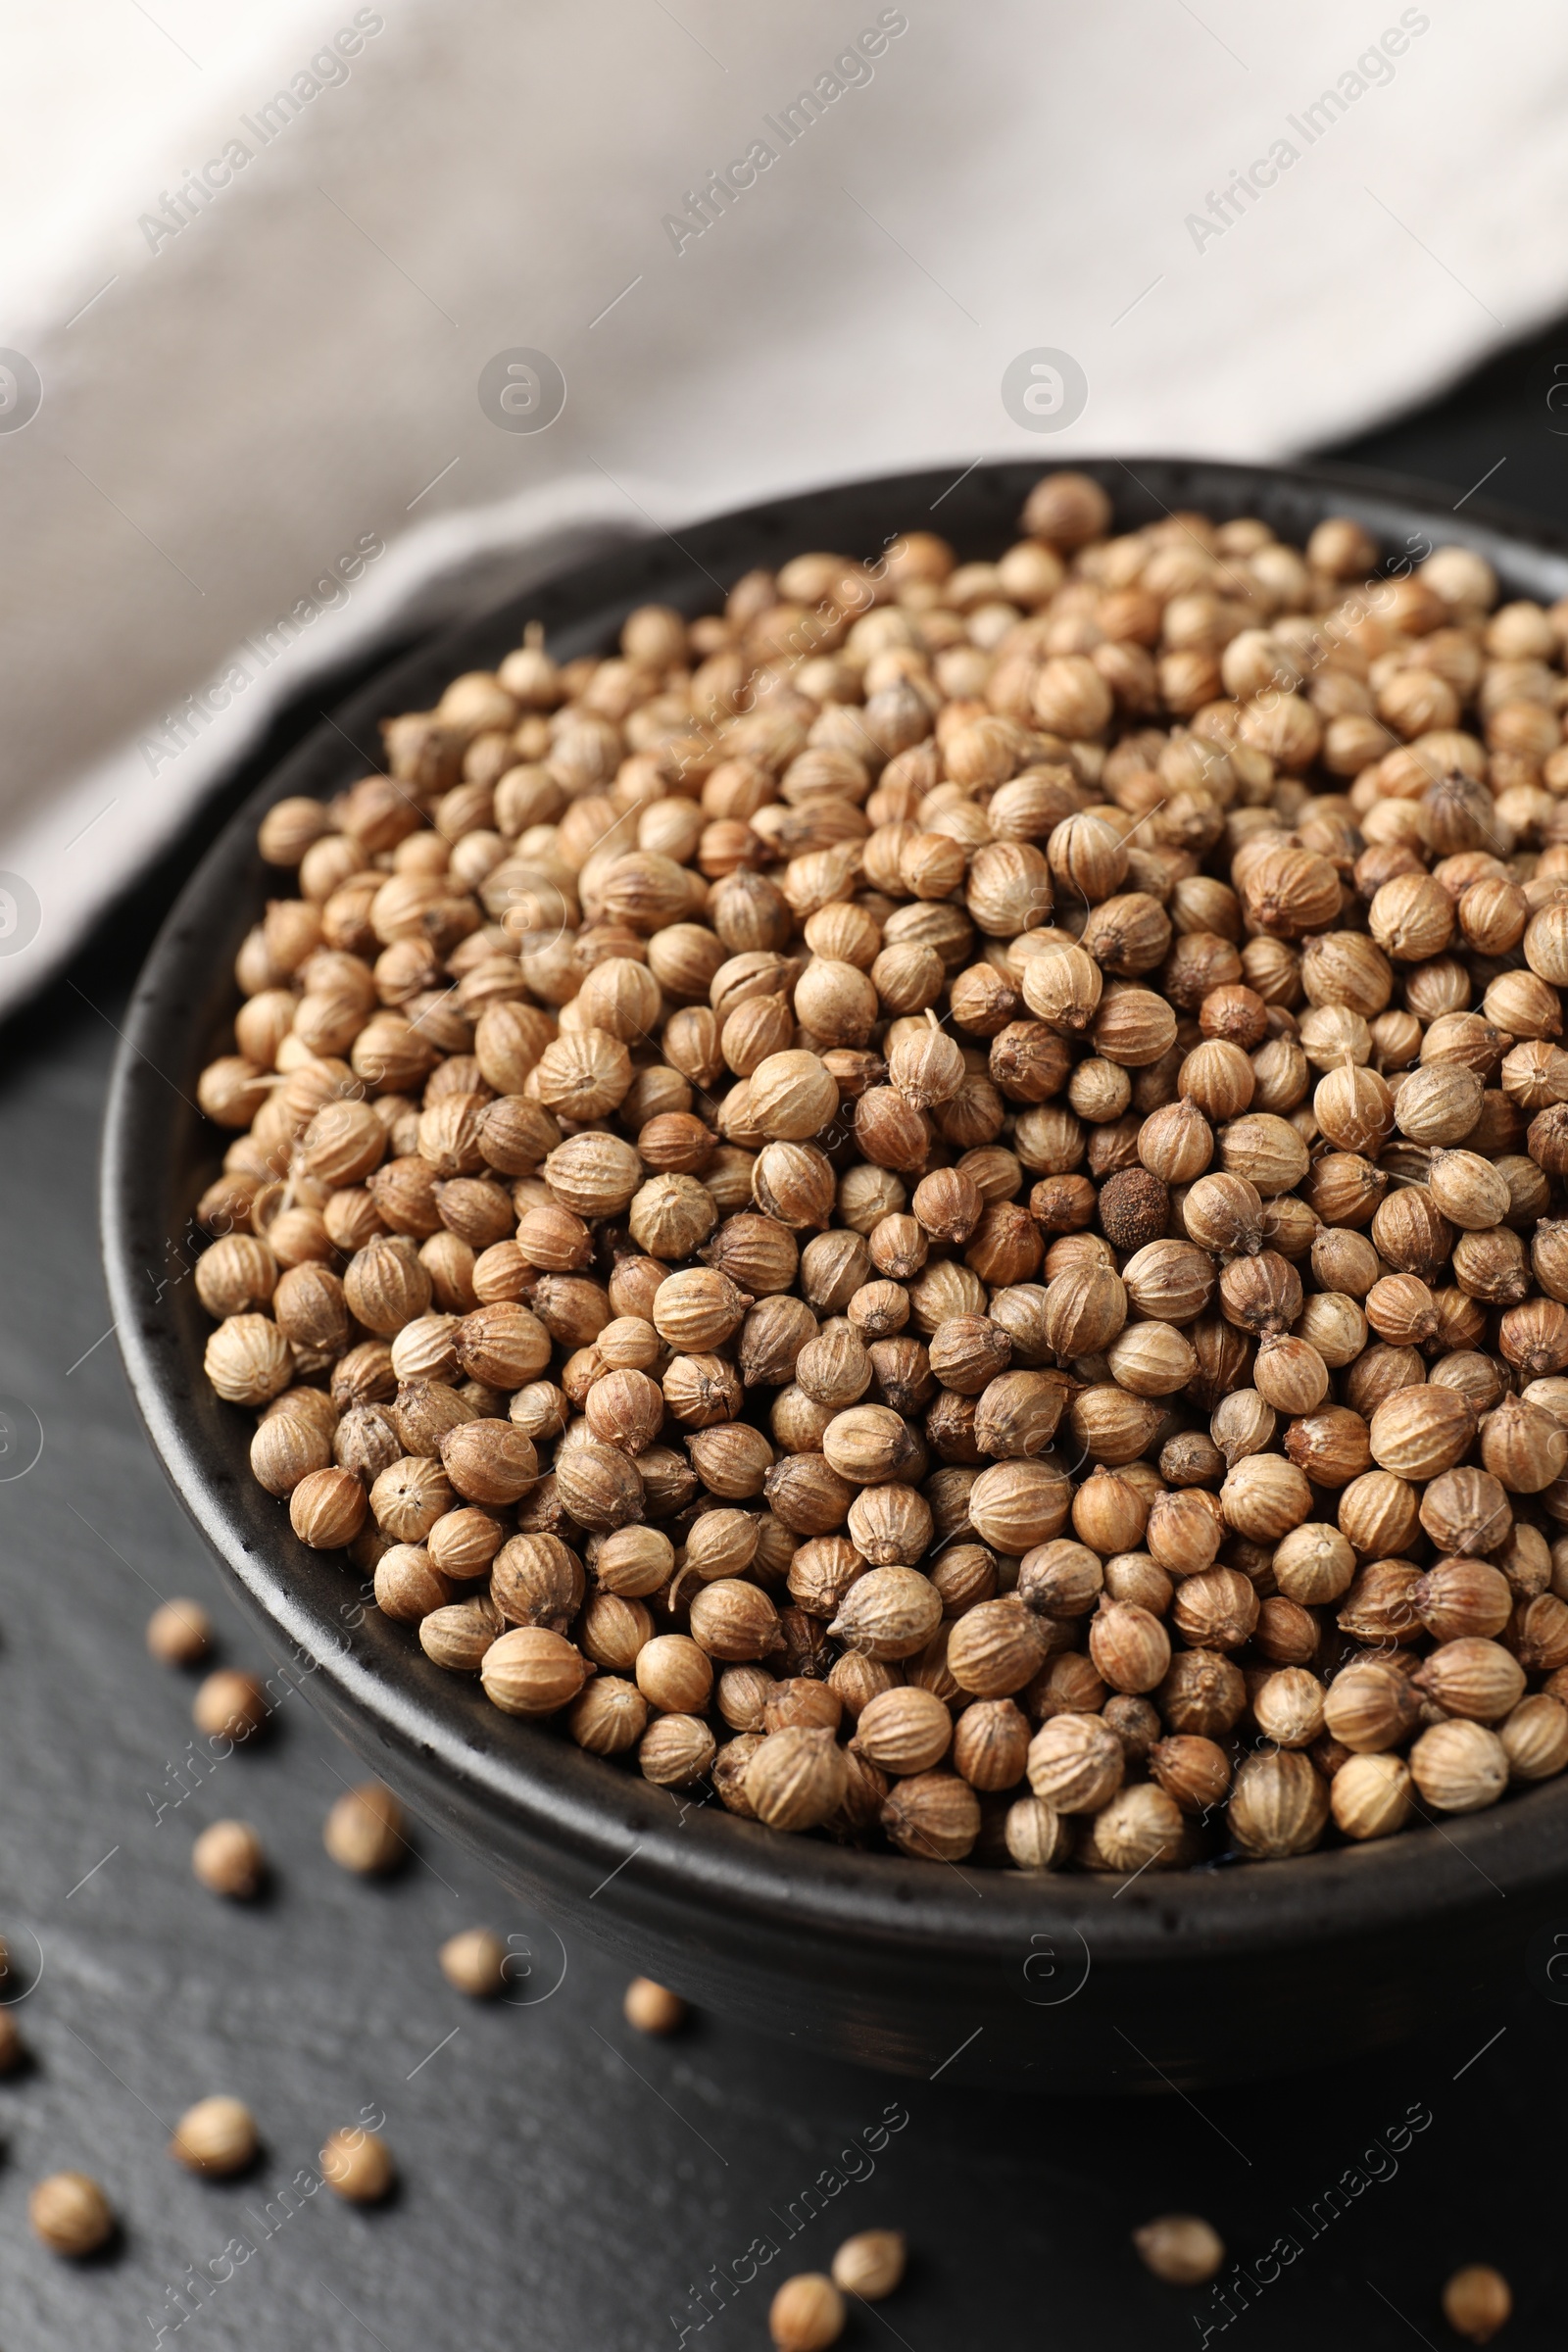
(103, 452, 1568, 1972)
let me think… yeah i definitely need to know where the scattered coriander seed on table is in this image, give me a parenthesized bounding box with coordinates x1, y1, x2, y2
(169, 2095, 259, 2177)
(191, 1818, 266, 1898)
(1134, 2213, 1226, 2285)
(320, 2128, 395, 2203)
(146, 1598, 213, 1667)
(188, 471, 1568, 1877)
(1442, 2264, 1511, 2342)
(192, 1668, 269, 1745)
(830, 2229, 906, 2300)
(440, 1926, 508, 1997)
(323, 1781, 408, 1875)
(28, 2170, 115, 2256)
(769, 2271, 846, 2351)
(623, 1976, 685, 2034)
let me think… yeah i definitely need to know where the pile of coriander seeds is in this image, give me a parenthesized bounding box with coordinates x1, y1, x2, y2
(192, 467, 1568, 1875)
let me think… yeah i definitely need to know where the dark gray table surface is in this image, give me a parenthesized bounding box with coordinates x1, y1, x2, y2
(7, 332, 1568, 2351)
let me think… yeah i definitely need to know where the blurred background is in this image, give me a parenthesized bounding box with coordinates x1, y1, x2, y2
(5, 3, 1568, 2344)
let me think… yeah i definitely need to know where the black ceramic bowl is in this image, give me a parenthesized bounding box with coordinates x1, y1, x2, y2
(104, 458, 1568, 2093)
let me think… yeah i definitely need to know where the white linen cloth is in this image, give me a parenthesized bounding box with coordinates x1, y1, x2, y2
(0, 0, 1564, 1011)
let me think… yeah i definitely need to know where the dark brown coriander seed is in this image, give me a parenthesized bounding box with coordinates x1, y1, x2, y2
(1097, 1167, 1169, 1252)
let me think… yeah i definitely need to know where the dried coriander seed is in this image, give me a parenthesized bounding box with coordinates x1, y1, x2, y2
(170, 2095, 259, 2178)
(439, 1928, 508, 1997)
(29, 2171, 115, 2256)
(192, 1819, 266, 1898)
(1134, 2213, 1225, 2285)
(1227, 1750, 1328, 1857)
(146, 1598, 214, 1667)
(1442, 2265, 1511, 2344)
(193, 1669, 269, 1745)
(320, 2128, 395, 2204)
(831, 2229, 906, 2301)
(1410, 1720, 1508, 1812)
(1331, 1752, 1412, 1840)
(769, 2272, 846, 2352)
(323, 1782, 408, 1875)
(881, 1770, 980, 1860)
(747, 1728, 849, 1831)
(623, 1977, 686, 2034)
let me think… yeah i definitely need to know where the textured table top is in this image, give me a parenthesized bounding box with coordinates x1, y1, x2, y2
(6, 347, 1568, 2350)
